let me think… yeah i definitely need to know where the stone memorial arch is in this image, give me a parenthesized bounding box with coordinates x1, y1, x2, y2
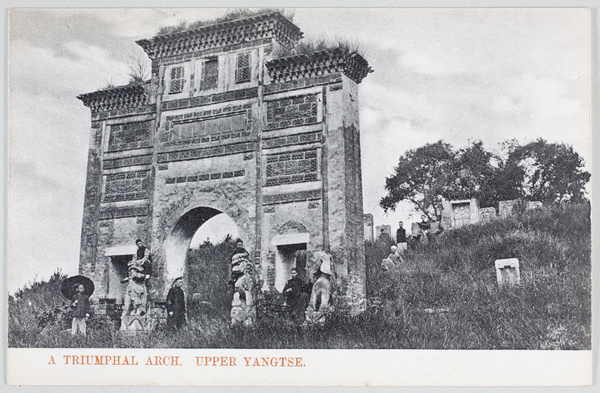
(77, 12, 372, 314)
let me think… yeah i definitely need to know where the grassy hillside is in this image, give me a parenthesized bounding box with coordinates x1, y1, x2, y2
(8, 204, 591, 349)
(365, 203, 591, 349)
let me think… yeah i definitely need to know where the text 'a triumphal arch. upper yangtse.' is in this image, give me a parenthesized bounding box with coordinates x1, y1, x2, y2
(77, 12, 372, 315)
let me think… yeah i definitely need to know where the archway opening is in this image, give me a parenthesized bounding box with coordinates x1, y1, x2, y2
(164, 207, 240, 319)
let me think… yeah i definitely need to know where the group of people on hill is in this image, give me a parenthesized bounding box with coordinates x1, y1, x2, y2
(379, 215, 444, 252)
(379, 215, 445, 272)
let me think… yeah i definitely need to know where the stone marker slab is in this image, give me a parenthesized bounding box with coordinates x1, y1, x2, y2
(494, 258, 520, 287)
(120, 315, 155, 335)
(526, 201, 543, 211)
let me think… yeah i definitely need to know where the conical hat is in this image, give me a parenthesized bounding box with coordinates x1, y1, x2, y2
(61, 275, 95, 300)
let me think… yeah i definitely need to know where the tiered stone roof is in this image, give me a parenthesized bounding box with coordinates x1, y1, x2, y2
(136, 12, 302, 60)
(266, 48, 373, 84)
(77, 83, 149, 113)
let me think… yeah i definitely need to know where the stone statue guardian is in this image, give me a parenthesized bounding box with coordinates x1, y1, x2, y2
(306, 251, 334, 324)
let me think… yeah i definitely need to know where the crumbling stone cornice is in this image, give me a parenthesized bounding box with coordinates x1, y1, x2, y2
(266, 48, 373, 84)
(136, 12, 302, 60)
(77, 83, 149, 113)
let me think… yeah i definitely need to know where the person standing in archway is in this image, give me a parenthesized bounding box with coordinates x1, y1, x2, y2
(166, 277, 186, 331)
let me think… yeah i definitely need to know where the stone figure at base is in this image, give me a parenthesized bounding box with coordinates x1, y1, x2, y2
(122, 239, 152, 317)
(230, 249, 257, 327)
(123, 279, 148, 317)
(306, 251, 333, 324)
(229, 239, 250, 285)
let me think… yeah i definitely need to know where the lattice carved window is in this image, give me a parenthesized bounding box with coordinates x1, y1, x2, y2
(235, 52, 251, 84)
(265, 149, 319, 187)
(108, 121, 152, 151)
(200, 58, 218, 91)
(169, 66, 184, 94)
(102, 171, 150, 202)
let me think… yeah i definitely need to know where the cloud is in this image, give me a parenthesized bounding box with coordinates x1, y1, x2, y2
(10, 39, 131, 96)
(92, 8, 240, 39)
(6, 8, 592, 293)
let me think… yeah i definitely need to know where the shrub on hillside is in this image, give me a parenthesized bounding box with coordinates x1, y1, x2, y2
(8, 271, 72, 347)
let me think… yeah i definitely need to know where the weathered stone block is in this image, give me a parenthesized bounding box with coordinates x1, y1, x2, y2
(499, 199, 521, 218)
(495, 258, 520, 287)
(526, 201, 543, 211)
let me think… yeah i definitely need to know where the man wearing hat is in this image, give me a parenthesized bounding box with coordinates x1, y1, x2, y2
(166, 277, 186, 331)
(61, 275, 94, 336)
(124, 239, 152, 281)
(71, 283, 90, 336)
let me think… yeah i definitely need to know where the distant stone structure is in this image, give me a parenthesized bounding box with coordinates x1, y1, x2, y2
(76, 12, 372, 319)
(441, 198, 480, 230)
(410, 222, 421, 237)
(526, 201, 543, 211)
(363, 214, 374, 241)
(498, 199, 521, 218)
(479, 207, 496, 222)
(494, 258, 521, 287)
(441, 198, 543, 230)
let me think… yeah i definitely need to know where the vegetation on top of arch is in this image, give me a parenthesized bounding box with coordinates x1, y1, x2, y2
(272, 38, 366, 60)
(155, 8, 295, 37)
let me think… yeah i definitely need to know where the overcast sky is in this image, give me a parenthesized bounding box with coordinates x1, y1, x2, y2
(7, 8, 591, 294)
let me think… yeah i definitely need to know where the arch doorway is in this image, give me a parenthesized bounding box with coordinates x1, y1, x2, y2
(164, 207, 240, 318)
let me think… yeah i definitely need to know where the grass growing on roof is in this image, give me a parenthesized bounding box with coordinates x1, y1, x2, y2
(156, 8, 294, 37)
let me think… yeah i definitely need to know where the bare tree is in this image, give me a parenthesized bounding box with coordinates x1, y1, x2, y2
(127, 52, 151, 84)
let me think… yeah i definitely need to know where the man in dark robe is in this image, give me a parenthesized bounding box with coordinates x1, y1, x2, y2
(283, 268, 310, 322)
(166, 277, 186, 331)
(378, 228, 392, 246)
(122, 239, 152, 282)
(396, 221, 407, 252)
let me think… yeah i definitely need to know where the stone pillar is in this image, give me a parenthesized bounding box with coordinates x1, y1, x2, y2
(78, 119, 104, 287)
(324, 75, 366, 313)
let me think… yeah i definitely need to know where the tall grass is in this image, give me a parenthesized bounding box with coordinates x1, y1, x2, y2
(366, 203, 591, 349)
(9, 204, 590, 349)
(186, 237, 237, 319)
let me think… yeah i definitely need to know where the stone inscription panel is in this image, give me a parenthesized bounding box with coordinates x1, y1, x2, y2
(157, 141, 256, 163)
(108, 121, 152, 151)
(262, 131, 322, 150)
(102, 170, 150, 202)
(263, 189, 321, 205)
(165, 169, 245, 185)
(266, 94, 318, 131)
(103, 154, 153, 170)
(265, 149, 318, 186)
(171, 113, 246, 144)
(162, 104, 252, 148)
